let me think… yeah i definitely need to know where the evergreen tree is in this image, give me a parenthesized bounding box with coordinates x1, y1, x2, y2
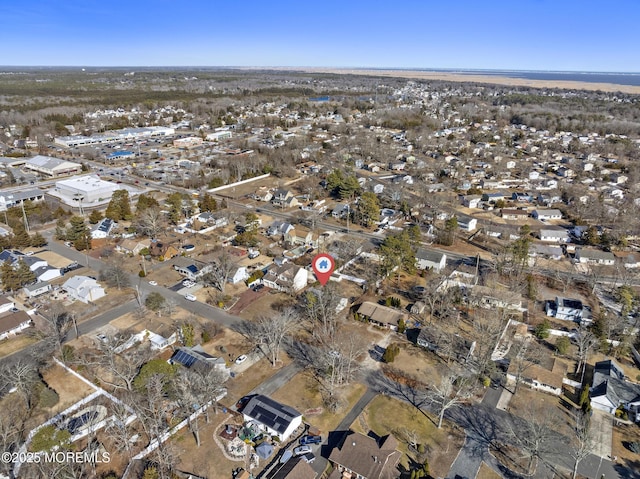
(165, 193, 184, 225)
(15, 259, 35, 286)
(136, 193, 159, 213)
(88, 210, 103, 224)
(0, 261, 20, 291)
(355, 192, 380, 227)
(198, 193, 217, 213)
(30, 232, 47, 248)
(105, 190, 132, 221)
(12, 224, 31, 248)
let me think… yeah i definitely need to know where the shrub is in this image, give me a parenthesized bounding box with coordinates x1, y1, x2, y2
(382, 343, 400, 363)
(38, 386, 60, 408)
(30, 425, 70, 452)
(138, 270, 146, 277)
(61, 344, 75, 363)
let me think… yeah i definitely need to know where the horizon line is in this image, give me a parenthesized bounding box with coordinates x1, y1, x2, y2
(1, 65, 639, 75)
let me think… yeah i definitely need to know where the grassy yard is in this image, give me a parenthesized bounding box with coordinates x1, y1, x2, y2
(477, 462, 502, 479)
(353, 395, 464, 478)
(0, 333, 38, 358)
(271, 370, 368, 434)
(507, 385, 574, 438)
(611, 422, 640, 470)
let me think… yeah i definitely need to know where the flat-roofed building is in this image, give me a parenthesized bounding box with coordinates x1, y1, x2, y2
(54, 175, 121, 204)
(24, 155, 82, 177)
(0, 188, 45, 210)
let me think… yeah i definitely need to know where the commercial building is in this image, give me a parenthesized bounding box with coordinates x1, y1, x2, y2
(0, 189, 45, 210)
(54, 175, 121, 204)
(206, 130, 233, 141)
(54, 126, 175, 148)
(24, 155, 82, 177)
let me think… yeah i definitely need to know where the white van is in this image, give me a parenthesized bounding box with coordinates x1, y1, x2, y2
(184, 293, 197, 302)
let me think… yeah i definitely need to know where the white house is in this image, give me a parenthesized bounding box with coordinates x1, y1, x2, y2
(539, 228, 570, 243)
(262, 263, 307, 293)
(575, 247, 615, 266)
(229, 266, 249, 284)
(415, 249, 447, 272)
(531, 209, 563, 221)
(0, 311, 33, 341)
(91, 218, 115, 239)
(0, 297, 15, 314)
(62, 276, 106, 303)
(545, 296, 584, 321)
(457, 215, 477, 232)
(242, 395, 302, 441)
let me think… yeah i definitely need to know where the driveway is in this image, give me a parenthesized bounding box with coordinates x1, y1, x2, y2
(590, 409, 613, 458)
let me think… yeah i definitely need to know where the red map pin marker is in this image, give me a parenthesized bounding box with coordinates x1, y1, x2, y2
(312, 253, 335, 286)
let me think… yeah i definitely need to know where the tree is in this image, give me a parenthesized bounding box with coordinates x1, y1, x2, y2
(354, 191, 380, 227)
(255, 308, 298, 367)
(0, 360, 38, 410)
(165, 192, 184, 225)
(135, 206, 166, 239)
(29, 232, 46, 247)
(145, 292, 167, 314)
(66, 216, 90, 250)
(382, 343, 400, 363)
(198, 193, 217, 213)
(99, 263, 130, 290)
(88, 210, 103, 224)
(303, 285, 342, 344)
(571, 412, 595, 479)
(438, 216, 458, 246)
(91, 334, 154, 391)
(555, 336, 570, 355)
(133, 359, 177, 391)
(534, 319, 550, 339)
(14, 259, 35, 287)
(136, 193, 160, 212)
(380, 231, 417, 277)
(105, 189, 132, 221)
(0, 260, 21, 291)
(509, 338, 543, 394)
(574, 328, 598, 377)
(203, 252, 236, 293)
(30, 425, 71, 453)
(508, 407, 558, 474)
(326, 169, 361, 199)
(39, 306, 72, 357)
(428, 372, 474, 428)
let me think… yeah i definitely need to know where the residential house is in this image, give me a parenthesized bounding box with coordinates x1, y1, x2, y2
(328, 431, 401, 479)
(266, 456, 317, 479)
(457, 215, 477, 232)
(253, 187, 273, 202)
(529, 244, 564, 261)
(267, 221, 295, 237)
(539, 228, 570, 243)
(0, 310, 33, 340)
(272, 189, 299, 208)
(356, 302, 408, 331)
(170, 345, 230, 374)
(149, 239, 179, 260)
(462, 195, 482, 209)
(62, 276, 106, 303)
(91, 218, 115, 239)
(482, 192, 506, 203)
(32, 265, 61, 283)
(417, 326, 476, 363)
(575, 247, 615, 266)
(545, 296, 584, 321)
(242, 395, 302, 441)
(331, 203, 350, 219)
(284, 227, 318, 248)
(531, 209, 563, 221)
(172, 257, 212, 280)
(512, 192, 533, 202)
(506, 357, 568, 396)
(468, 285, 523, 310)
(0, 297, 14, 314)
(622, 253, 640, 269)
(590, 359, 640, 421)
(501, 209, 530, 220)
(262, 263, 308, 293)
(415, 248, 447, 272)
(23, 281, 52, 298)
(117, 238, 151, 255)
(194, 211, 228, 230)
(229, 266, 249, 284)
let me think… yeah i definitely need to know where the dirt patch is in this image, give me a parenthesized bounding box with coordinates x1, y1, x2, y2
(41, 363, 95, 413)
(271, 370, 367, 434)
(353, 395, 464, 478)
(612, 422, 640, 468)
(237, 290, 295, 320)
(223, 356, 292, 406)
(0, 334, 39, 358)
(507, 386, 574, 438)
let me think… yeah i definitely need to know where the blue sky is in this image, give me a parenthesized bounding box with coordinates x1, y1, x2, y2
(2, 0, 638, 71)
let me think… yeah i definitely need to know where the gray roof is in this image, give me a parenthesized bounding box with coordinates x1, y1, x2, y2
(0, 189, 45, 202)
(592, 359, 640, 406)
(416, 248, 445, 264)
(23, 281, 50, 292)
(243, 395, 301, 435)
(25, 155, 80, 170)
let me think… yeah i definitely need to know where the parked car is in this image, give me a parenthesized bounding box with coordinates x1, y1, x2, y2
(293, 445, 312, 456)
(299, 435, 322, 445)
(235, 355, 247, 365)
(148, 281, 158, 286)
(184, 293, 197, 302)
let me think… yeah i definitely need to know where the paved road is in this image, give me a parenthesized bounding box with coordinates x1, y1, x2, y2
(246, 363, 302, 397)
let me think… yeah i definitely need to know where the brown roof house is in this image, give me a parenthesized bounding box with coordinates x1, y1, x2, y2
(0, 310, 33, 341)
(356, 302, 408, 331)
(329, 431, 400, 479)
(149, 239, 179, 260)
(506, 356, 568, 396)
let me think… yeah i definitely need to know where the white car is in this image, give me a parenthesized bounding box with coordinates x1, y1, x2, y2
(148, 281, 158, 286)
(235, 355, 247, 365)
(184, 293, 197, 302)
(293, 445, 312, 456)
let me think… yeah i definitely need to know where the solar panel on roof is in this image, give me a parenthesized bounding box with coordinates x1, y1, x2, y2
(173, 350, 197, 368)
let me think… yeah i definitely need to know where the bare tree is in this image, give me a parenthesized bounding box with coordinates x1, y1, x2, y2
(37, 306, 72, 357)
(99, 262, 131, 290)
(508, 338, 544, 394)
(428, 371, 474, 428)
(574, 328, 598, 379)
(571, 411, 595, 479)
(89, 334, 154, 391)
(203, 251, 236, 293)
(134, 206, 166, 239)
(0, 360, 39, 410)
(507, 407, 558, 475)
(303, 284, 343, 344)
(255, 308, 299, 367)
(470, 308, 506, 377)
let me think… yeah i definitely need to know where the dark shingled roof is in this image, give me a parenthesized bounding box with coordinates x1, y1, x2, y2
(243, 395, 301, 435)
